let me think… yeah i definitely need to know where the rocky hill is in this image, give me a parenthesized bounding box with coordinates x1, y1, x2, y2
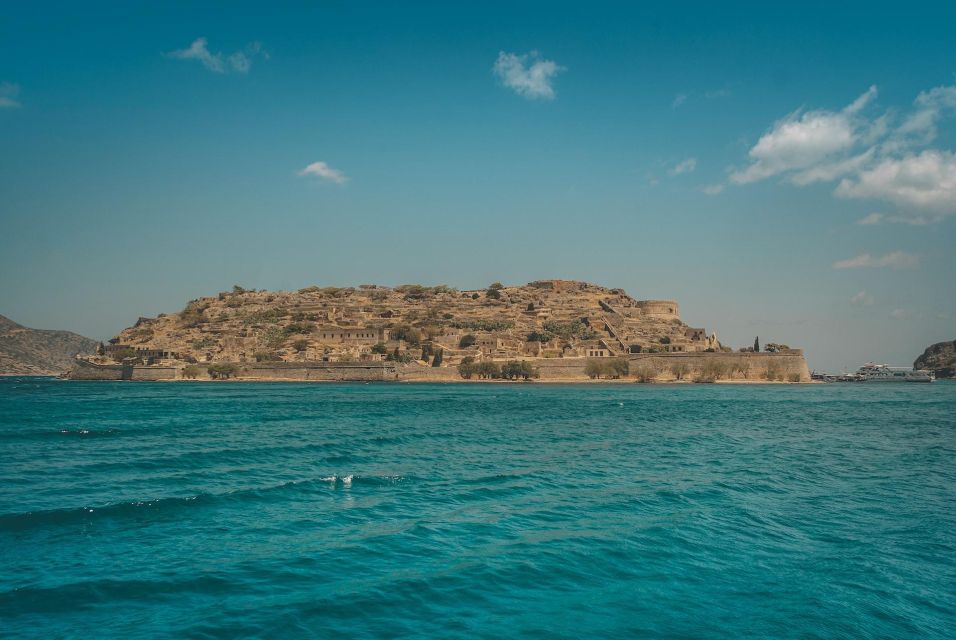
(92, 280, 723, 366)
(0, 315, 98, 375)
(914, 340, 956, 379)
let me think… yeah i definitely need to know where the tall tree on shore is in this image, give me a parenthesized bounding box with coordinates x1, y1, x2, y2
(754, 336, 760, 352)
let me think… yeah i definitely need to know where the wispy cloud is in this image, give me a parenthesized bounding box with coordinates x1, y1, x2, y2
(856, 213, 885, 225)
(728, 83, 956, 223)
(670, 158, 697, 175)
(493, 51, 564, 100)
(671, 88, 731, 109)
(730, 86, 878, 185)
(702, 183, 724, 195)
(890, 308, 915, 320)
(167, 38, 266, 74)
(297, 161, 348, 185)
(833, 251, 919, 270)
(0, 82, 21, 108)
(850, 290, 874, 305)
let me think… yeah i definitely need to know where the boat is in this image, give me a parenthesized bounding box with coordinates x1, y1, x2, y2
(856, 362, 934, 382)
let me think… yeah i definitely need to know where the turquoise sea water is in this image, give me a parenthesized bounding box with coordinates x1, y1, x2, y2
(1, 378, 954, 639)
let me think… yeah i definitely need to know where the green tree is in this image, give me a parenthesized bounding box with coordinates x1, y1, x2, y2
(182, 364, 203, 379)
(207, 363, 240, 379)
(486, 288, 501, 300)
(459, 334, 477, 348)
(431, 348, 443, 367)
(371, 342, 388, 354)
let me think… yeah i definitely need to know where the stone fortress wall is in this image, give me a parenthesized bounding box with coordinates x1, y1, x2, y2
(69, 351, 810, 382)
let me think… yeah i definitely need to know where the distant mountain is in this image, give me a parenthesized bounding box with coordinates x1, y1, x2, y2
(0, 315, 99, 375)
(914, 340, 956, 379)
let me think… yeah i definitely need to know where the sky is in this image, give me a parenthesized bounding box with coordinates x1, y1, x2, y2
(1, 1, 954, 372)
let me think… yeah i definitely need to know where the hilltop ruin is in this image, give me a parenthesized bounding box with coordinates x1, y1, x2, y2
(69, 280, 810, 382)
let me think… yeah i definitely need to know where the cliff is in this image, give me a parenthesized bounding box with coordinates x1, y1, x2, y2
(0, 315, 98, 375)
(914, 340, 956, 379)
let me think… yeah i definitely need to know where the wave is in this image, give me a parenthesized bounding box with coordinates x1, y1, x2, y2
(0, 474, 412, 531)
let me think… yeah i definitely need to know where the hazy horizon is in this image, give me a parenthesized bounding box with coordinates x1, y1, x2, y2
(2, 2, 954, 372)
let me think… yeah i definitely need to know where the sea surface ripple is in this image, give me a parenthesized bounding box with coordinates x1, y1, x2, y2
(1, 379, 954, 639)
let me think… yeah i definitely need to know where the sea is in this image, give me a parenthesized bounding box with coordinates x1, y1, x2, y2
(1, 378, 954, 639)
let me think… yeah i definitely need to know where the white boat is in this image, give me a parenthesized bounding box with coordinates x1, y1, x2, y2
(856, 362, 934, 382)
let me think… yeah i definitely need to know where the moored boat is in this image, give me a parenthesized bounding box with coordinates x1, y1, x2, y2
(856, 362, 934, 382)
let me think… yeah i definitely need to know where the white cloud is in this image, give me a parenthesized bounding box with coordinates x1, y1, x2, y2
(0, 82, 21, 108)
(730, 86, 877, 185)
(670, 158, 697, 175)
(889, 308, 915, 320)
(493, 51, 564, 100)
(167, 38, 265, 74)
(728, 83, 956, 223)
(835, 150, 956, 221)
(832, 251, 919, 270)
(672, 93, 688, 108)
(896, 85, 956, 144)
(297, 161, 348, 185)
(850, 290, 874, 305)
(702, 183, 724, 195)
(856, 213, 885, 225)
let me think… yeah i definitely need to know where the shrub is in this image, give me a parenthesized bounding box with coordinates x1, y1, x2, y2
(284, 322, 314, 335)
(386, 348, 414, 364)
(471, 293, 480, 300)
(543, 320, 596, 341)
(458, 362, 476, 379)
(585, 359, 604, 379)
(291, 339, 309, 352)
(390, 324, 422, 346)
(182, 364, 204, 379)
(459, 334, 477, 348)
(488, 282, 504, 290)
(788, 372, 802, 382)
(633, 366, 656, 383)
(526, 331, 554, 343)
(207, 363, 240, 379)
(485, 288, 501, 300)
(450, 319, 514, 332)
(179, 302, 207, 328)
(671, 362, 690, 380)
(699, 360, 730, 382)
(764, 361, 784, 381)
(254, 351, 282, 362)
(431, 348, 443, 367)
(110, 347, 138, 362)
(371, 342, 388, 354)
(660, 336, 671, 345)
(262, 327, 287, 348)
(608, 357, 629, 378)
(192, 337, 216, 350)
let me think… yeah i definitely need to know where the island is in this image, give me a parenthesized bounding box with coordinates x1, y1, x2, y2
(68, 280, 811, 382)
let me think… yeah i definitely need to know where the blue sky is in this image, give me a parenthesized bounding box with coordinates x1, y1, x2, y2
(1, 1, 954, 371)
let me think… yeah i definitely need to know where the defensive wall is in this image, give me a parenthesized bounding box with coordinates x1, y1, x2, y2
(69, 350, 810, 382)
